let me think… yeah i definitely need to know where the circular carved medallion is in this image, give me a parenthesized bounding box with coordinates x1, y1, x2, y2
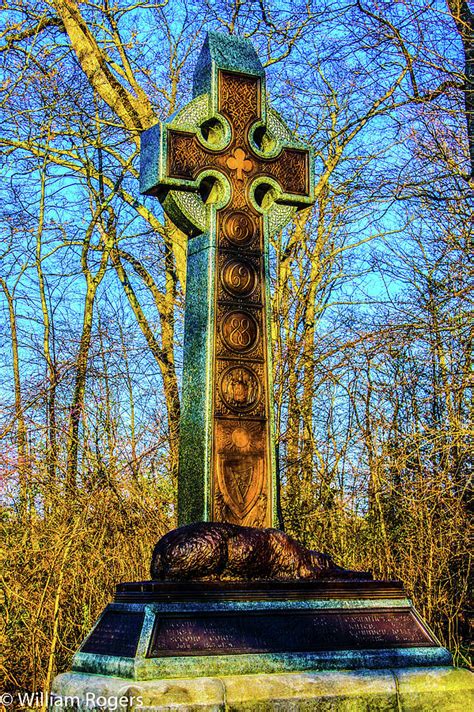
(220, 366, 260, 412)
(221, 258, 257, 298)
(221, 310, 258, 353)
(231, 427, 250, 449)
(222, 211, 255, 246)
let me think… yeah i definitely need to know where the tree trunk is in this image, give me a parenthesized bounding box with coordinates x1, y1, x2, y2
(35, 157, 58, 492)
(447, 0, 474, 180)
(1, 278, 30, 517)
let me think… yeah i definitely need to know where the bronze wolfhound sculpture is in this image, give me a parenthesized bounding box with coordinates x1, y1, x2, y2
(151, 523, 371, 581)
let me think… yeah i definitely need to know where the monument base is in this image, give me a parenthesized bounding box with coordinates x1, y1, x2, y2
(49, 580, 473, 709)
(69, 580, 451, 679)
(51, 667, 473, 710)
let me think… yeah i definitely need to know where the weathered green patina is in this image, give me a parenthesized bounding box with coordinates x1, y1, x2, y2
(140, 32, 314, 527)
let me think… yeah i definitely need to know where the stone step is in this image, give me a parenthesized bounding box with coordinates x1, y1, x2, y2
(50, 666, 473, 711)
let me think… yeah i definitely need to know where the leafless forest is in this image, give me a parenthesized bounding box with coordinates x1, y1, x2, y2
(1, 0, 472, 695)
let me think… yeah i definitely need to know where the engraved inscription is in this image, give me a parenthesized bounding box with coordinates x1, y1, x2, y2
(222, 211, 256, 246)
(221, 311, 258, 353)
(81, 610, 144, 658)
(221, 258, 258, 298)
(220, 366, 260, 412)
(147, 608, 436, 657)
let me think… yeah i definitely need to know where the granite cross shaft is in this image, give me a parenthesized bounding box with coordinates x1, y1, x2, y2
(140, 32, 314, 528)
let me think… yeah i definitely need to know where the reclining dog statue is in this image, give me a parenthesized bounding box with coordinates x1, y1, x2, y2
(150, 522, 371, 581)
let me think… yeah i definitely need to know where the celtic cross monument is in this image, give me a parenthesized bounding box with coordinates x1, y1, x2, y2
(141, 32, 314, 527)
(52, 32, 464, 708)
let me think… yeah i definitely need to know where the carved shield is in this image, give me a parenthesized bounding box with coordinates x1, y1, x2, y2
(217, 454, 264, 520)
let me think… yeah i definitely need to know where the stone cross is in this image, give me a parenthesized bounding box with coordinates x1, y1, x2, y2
(140, 32, 314, 528)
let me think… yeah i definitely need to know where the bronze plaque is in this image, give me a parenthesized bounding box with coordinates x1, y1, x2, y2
(81, 609, 144, 657)
(147, 608, 436, 657)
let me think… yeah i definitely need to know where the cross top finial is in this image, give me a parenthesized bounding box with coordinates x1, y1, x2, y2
(141, 32, 313, 237)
